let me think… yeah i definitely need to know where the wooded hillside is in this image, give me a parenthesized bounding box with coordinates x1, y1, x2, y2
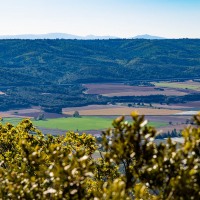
(0, 39, 200, 85)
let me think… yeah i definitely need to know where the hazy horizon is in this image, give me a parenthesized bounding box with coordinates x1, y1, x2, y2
(0, 32, 166, 39)
(0, 0, 199, 39)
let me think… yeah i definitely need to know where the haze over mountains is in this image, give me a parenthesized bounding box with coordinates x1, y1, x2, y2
(0, 33, 165, 40)
(132, 34, 165, 39)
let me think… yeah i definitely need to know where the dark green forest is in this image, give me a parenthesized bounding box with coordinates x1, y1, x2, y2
(0, 39, 200, 111)
(0, 39, 200, 85)
(0, 85, 108, 111)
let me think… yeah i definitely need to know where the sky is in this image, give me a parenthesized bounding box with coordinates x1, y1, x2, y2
(0, 0, 199, 38)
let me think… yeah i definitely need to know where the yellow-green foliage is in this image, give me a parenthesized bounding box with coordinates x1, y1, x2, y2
(0, 114, 200, 199)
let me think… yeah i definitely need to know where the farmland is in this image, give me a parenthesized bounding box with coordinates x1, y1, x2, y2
(153, 80, 200, 91)
(1, 117, 23, 125)
(33, 117, 168, 131)
(63, 105, 181, 116)
(1, 79, 200, 135)
(83, 83, 188, 97)
(1, 116, 168, 132)
(0, 103, 198, 137)
(33, 117, 113, 131)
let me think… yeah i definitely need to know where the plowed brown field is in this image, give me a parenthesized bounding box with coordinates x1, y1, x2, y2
(83, 83, 188, 96)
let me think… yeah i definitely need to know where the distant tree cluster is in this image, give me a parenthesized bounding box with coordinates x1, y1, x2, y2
(156, 129, 182, 139)
(0, 85, 109, 112)
(73, 111, 81, 118)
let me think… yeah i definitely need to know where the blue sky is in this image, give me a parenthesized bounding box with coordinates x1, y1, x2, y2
(0, 0, 199, 38)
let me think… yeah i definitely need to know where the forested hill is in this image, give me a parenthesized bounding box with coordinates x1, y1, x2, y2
(0, 39, 200, 85)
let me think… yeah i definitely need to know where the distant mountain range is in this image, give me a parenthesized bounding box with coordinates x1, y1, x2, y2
(132, 34, 165, 39)
(0, 33, 119, 40)
(0, 33, 166, 40)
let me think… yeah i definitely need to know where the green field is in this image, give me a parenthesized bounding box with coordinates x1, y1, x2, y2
(33, 117, 113, 131)
(148, 121, 168, 128)
(1, 117, 168, 131)
(1, 117, 23, 125)
(35, 118, 167, 131)
(153, 82, 200, 91)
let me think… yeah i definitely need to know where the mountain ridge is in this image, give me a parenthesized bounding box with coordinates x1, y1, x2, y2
(0, 33, 119, 40)
(132, 34, 166, 39)
(0, 33, 167, 40)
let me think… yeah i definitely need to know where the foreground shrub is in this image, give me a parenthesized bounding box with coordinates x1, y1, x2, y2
(0, 113, 199, 199)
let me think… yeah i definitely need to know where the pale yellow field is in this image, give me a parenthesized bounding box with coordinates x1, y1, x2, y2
(0, 107, 41, 118)
(63, 107, 181, 116)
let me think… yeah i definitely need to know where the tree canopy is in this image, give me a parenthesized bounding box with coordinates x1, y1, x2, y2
(0, 39, 200, 86)
(0, 113, 200, 199)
